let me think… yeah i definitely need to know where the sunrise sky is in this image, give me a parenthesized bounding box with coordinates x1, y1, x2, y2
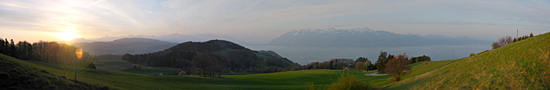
(0, 0, 549, 43)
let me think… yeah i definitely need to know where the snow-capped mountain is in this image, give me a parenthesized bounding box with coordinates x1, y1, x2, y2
(269, 27, 490, 47)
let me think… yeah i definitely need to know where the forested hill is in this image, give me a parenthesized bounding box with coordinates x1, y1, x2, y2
(122, 39, 300, 74)
(165, 39, 249, 52)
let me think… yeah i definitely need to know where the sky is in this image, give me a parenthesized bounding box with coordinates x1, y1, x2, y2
(0, 0, 549, 44)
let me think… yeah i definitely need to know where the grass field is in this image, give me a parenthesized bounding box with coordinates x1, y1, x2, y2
(388, 32, 550, 89)
(94, 60, 133, 72)
(1, 52, 464, 90)
(1, 54, 382, 90)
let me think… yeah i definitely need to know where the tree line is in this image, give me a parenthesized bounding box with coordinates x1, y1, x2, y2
(301, 58, 355, 70)
(0, 38, 96, 68)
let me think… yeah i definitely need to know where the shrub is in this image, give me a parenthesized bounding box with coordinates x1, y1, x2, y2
(326, 73, 371, 90)
(306, 82, 316, 90)
(470, 53, 476, 57)
(343, 67, 350, 71)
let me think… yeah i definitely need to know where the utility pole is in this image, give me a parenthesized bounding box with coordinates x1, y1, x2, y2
(517, 29, 518, 39)
(452, 50, 454, 60)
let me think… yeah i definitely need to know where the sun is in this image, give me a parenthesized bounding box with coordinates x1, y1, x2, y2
(57, 32, 80, 41)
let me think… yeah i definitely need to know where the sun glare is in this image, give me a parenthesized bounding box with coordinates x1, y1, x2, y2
(57, 32, 80, 41)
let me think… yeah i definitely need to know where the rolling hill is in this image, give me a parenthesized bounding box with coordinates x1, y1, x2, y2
(122, 39, 300, 73)
(388, 32, 550, 89)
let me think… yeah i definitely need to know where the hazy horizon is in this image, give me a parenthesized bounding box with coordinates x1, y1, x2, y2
(1, 0, 549, 43)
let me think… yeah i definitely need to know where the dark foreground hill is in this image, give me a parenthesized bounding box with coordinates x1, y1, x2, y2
(122, 39, 300, 73)
(73, 38, 178, 55)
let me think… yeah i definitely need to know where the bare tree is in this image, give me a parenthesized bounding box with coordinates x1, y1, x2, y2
(492, 36, 513, 49)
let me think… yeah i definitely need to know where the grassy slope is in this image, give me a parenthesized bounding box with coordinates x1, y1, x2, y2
(0, 54, 106, 90)
(95, 60, 181, 75)
(389, 32, 550, 89)
(362, 60, 457, 88)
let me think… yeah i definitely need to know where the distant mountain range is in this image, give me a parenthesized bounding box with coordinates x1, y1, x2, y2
(269, 27, 490, 47)
(72, 38, 178, 55)
(72, 33, 247, 44)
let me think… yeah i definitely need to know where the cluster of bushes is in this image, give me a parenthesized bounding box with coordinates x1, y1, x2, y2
(0, 38, 96, 68)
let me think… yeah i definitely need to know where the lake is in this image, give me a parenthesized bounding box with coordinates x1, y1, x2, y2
(247, 44, 491, 65)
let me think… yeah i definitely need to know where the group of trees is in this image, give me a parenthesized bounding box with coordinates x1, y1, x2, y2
(373, 51, 430, 82)
(354, 57, 376, 71)
(410, 55, 431, 64)
(302, 59, 355, 70)
(0, 38, 96, 68)
(492, 33, 535, 49)
(375, 51, 394, 73)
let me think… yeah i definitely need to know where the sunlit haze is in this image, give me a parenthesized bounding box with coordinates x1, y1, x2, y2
(0, 0, 549, 43)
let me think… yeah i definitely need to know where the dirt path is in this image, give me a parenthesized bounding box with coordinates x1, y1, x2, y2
(364, 72, 388, 76)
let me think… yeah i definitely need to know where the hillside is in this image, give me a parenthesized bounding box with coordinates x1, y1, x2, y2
(73, 38, 178, 55)
(270, 28, 489, 47)
(388, 32, 550, 89)
(122, 39, 300, 73)
(0, 54, 108, 90)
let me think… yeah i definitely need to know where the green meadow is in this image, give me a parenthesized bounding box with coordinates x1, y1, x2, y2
(1, 53, 458, 90)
